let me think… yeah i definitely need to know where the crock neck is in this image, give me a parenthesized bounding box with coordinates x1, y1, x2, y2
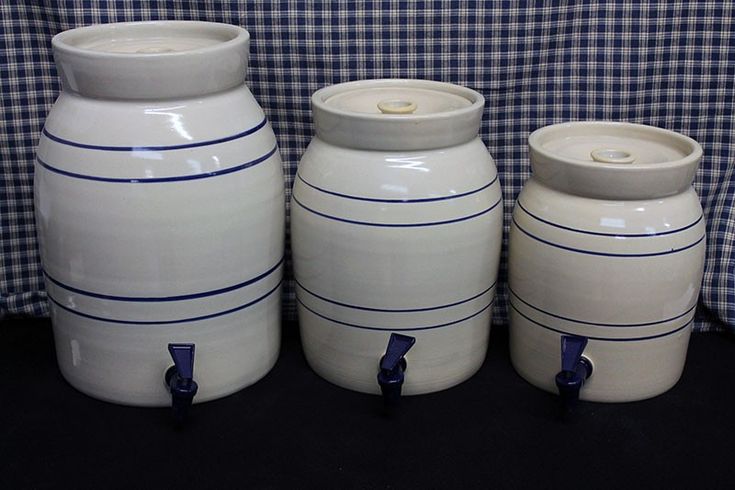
(311, 79, 485, 151)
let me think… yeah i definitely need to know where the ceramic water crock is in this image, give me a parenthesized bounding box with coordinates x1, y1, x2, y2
(34, 21, 285, 415)
(508, 121, 706, 404)
(291, 79, 503, 401)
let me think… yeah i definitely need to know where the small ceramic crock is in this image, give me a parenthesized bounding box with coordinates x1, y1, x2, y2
(35, 21, 285, 406)
(291, 79, 503, 396)
(508, 121, 706, 402)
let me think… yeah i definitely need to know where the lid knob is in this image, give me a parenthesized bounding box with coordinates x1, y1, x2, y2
(590, 148, 636, 164)
(377, 99, 418, 114)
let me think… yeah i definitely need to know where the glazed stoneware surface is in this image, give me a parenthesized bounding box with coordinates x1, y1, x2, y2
(509, 121, 706, 402)
(34, 21, 284, 406)
(292, 80, 503, 395)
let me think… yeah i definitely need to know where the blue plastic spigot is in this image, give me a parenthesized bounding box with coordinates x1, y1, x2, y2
(377, 333, 416, 407)
(555, 335, 592, 416)
(165, 343, 198, 425)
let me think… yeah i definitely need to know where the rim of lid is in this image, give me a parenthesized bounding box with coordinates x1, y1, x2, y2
(312, 79, 485, 122)
(52, 20, 249, 60)
(528, 121, 703, 171)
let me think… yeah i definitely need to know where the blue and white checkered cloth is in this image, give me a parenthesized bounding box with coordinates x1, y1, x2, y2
(1, 1, 733, 332)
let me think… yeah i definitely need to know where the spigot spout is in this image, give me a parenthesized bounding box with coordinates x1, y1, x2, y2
(554, 335, 592, 418)
(377, 333, 416, 408)
(165, 343, 198, 425)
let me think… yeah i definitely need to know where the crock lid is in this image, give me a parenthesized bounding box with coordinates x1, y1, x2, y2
(311, 79, 485, 150)
(52, 21, 249, 100)
(528, 121, 703, 199)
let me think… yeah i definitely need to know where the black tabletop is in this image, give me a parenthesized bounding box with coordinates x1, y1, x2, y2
(2, 318, 734, 489)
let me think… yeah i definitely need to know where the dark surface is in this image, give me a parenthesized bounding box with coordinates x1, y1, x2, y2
(1, 318, 734, 489)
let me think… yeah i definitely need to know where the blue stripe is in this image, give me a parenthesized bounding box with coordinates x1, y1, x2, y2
(510, 303, 692, 341)
(509, 287, 697, 327)
(292, 195, 502, 227)
(297, 173, 499, 203)
(297, 296, 494, 331)
(48, 280, 282, 325)
(44, 258, 283, 302)
(36, 145, 278, 183)
(512, 217, 706, 257)
(517, 201, 704, 238)
(297, 279, 496, 312)
(42, 118, 268, 152)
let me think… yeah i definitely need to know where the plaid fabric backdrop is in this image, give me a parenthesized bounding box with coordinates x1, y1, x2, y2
(1, 1, 733, 332)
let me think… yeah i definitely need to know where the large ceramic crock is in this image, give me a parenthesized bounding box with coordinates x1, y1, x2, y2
(291, 79, 503, 396)
(508, 121, 706, 403)
(34, 21, 285, 406)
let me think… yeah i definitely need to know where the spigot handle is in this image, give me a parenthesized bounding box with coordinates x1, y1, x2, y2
(380, 333, 416, 371)
(560, 335, 588, 373)
(168, 343, 195, 381)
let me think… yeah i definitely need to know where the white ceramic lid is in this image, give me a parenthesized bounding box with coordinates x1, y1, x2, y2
(52, 21, 249, 99)
(311, 79, 485, 150)
(528, 121, 703, 199)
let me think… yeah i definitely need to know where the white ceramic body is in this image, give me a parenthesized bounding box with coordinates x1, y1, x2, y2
(508, 122, 706, 402)
(34, 22, 284, 406)
(293, 100, 503, 395)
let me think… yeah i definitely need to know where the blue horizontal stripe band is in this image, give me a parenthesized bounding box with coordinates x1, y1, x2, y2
(43, 257, 283, 302)
(510, 303, 692, 342)
(292, 194, 502, 227)
(36, 145, 278, 183)
(512, 217, 706, 257)
(296, 279, 496, 313)
(297, 173, 499, 203)
(509, 287, 697, 327)
(517, 200, 704, 238)
(297, 296, 494, 331)
(47, 280, 282, 325)
(41, 118, 268, 152)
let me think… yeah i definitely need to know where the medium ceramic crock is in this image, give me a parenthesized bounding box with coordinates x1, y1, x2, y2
(291, 79, 503, 396)
(34, 21, 285, 406)
(508, 121, 706, 403)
